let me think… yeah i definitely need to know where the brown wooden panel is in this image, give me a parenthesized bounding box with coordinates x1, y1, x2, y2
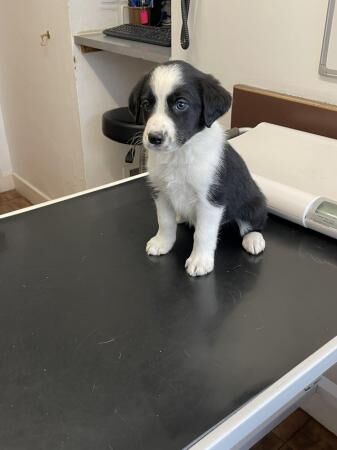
(231, 84, 337, 140)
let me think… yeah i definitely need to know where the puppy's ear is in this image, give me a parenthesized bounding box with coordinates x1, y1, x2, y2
(200, 74, 232, 128)
(128, 74, 149, 124)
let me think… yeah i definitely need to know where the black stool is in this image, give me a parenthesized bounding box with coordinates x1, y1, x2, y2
(102, 107, 146, 172)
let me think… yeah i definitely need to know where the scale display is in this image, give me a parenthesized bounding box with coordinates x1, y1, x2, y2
(305, 198, 337, 239)
(316, 201, 337, 221)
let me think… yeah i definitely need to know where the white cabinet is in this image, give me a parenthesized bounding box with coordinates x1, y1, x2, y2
(0, 0, 162, 201)
(0, 0, 85, 200)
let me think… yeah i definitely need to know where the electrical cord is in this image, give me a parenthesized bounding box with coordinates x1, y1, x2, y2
(180, 0, 190, 50)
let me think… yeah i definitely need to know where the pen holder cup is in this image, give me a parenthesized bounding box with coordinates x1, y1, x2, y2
(128, 7, 151, 25)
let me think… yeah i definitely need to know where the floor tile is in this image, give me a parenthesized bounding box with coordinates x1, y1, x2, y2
(251, 432, 283, 450)
(281, 419, 337, 450)
(0, 190, 31, 214)
(273, 409, 310, 441)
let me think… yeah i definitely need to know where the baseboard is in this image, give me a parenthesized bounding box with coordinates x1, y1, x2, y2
(0, 173, 14, 192)
(302, 376, 337, 436)
(12, 173, 51, 205)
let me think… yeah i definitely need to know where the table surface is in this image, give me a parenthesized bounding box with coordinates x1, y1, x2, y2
(1, 178, 337, 450)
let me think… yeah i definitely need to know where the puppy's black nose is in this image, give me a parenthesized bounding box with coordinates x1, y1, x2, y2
(148, 132, 163, 146)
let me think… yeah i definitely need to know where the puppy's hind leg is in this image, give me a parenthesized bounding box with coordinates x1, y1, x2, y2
(237, 202, 267, 256)
(241, 229, 265, 255)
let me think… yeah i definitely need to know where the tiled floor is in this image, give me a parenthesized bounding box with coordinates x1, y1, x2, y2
(252, 409, 337, 449)
(0, 189, 31, 214)
(1, 191, 337, 450)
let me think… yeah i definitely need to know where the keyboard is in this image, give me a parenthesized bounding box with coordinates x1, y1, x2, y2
(103, 24, 171, 47)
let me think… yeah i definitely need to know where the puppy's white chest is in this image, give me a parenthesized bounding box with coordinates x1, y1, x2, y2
(153, 161, 199, 220)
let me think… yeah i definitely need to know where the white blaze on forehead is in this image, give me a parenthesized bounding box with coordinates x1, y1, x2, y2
(150, 64, 183, 110)
(144, 64, 183, 151)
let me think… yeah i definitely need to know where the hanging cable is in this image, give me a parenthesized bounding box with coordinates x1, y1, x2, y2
(180, 0, 190, 50)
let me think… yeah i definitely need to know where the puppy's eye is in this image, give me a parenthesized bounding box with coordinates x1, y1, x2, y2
(175, 99, 189, 111)
(141, 100, 151, 111)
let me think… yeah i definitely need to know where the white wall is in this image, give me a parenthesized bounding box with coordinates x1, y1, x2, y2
(0, 105, 13, 192)
(172, 0, 337, 128)
(69, 0, 154, 188)
(0, 0, 85, 201)
(69, 0, 126, 32)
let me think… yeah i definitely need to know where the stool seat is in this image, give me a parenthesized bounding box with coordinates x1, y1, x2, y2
(102, 107, 144, 144)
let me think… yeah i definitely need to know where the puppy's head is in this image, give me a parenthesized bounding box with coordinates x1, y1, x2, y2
(128, 61, 232, 152)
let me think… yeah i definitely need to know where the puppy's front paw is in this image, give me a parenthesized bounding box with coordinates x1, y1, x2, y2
(146, 235, 175, 256)
(185, 253, 214, 277)
(242, 232, 265, 255)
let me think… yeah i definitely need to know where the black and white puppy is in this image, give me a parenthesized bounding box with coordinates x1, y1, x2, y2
(129, 61, 267, 276)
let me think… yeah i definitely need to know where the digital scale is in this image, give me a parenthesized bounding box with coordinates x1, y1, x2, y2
(229, 123, 337, 240)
